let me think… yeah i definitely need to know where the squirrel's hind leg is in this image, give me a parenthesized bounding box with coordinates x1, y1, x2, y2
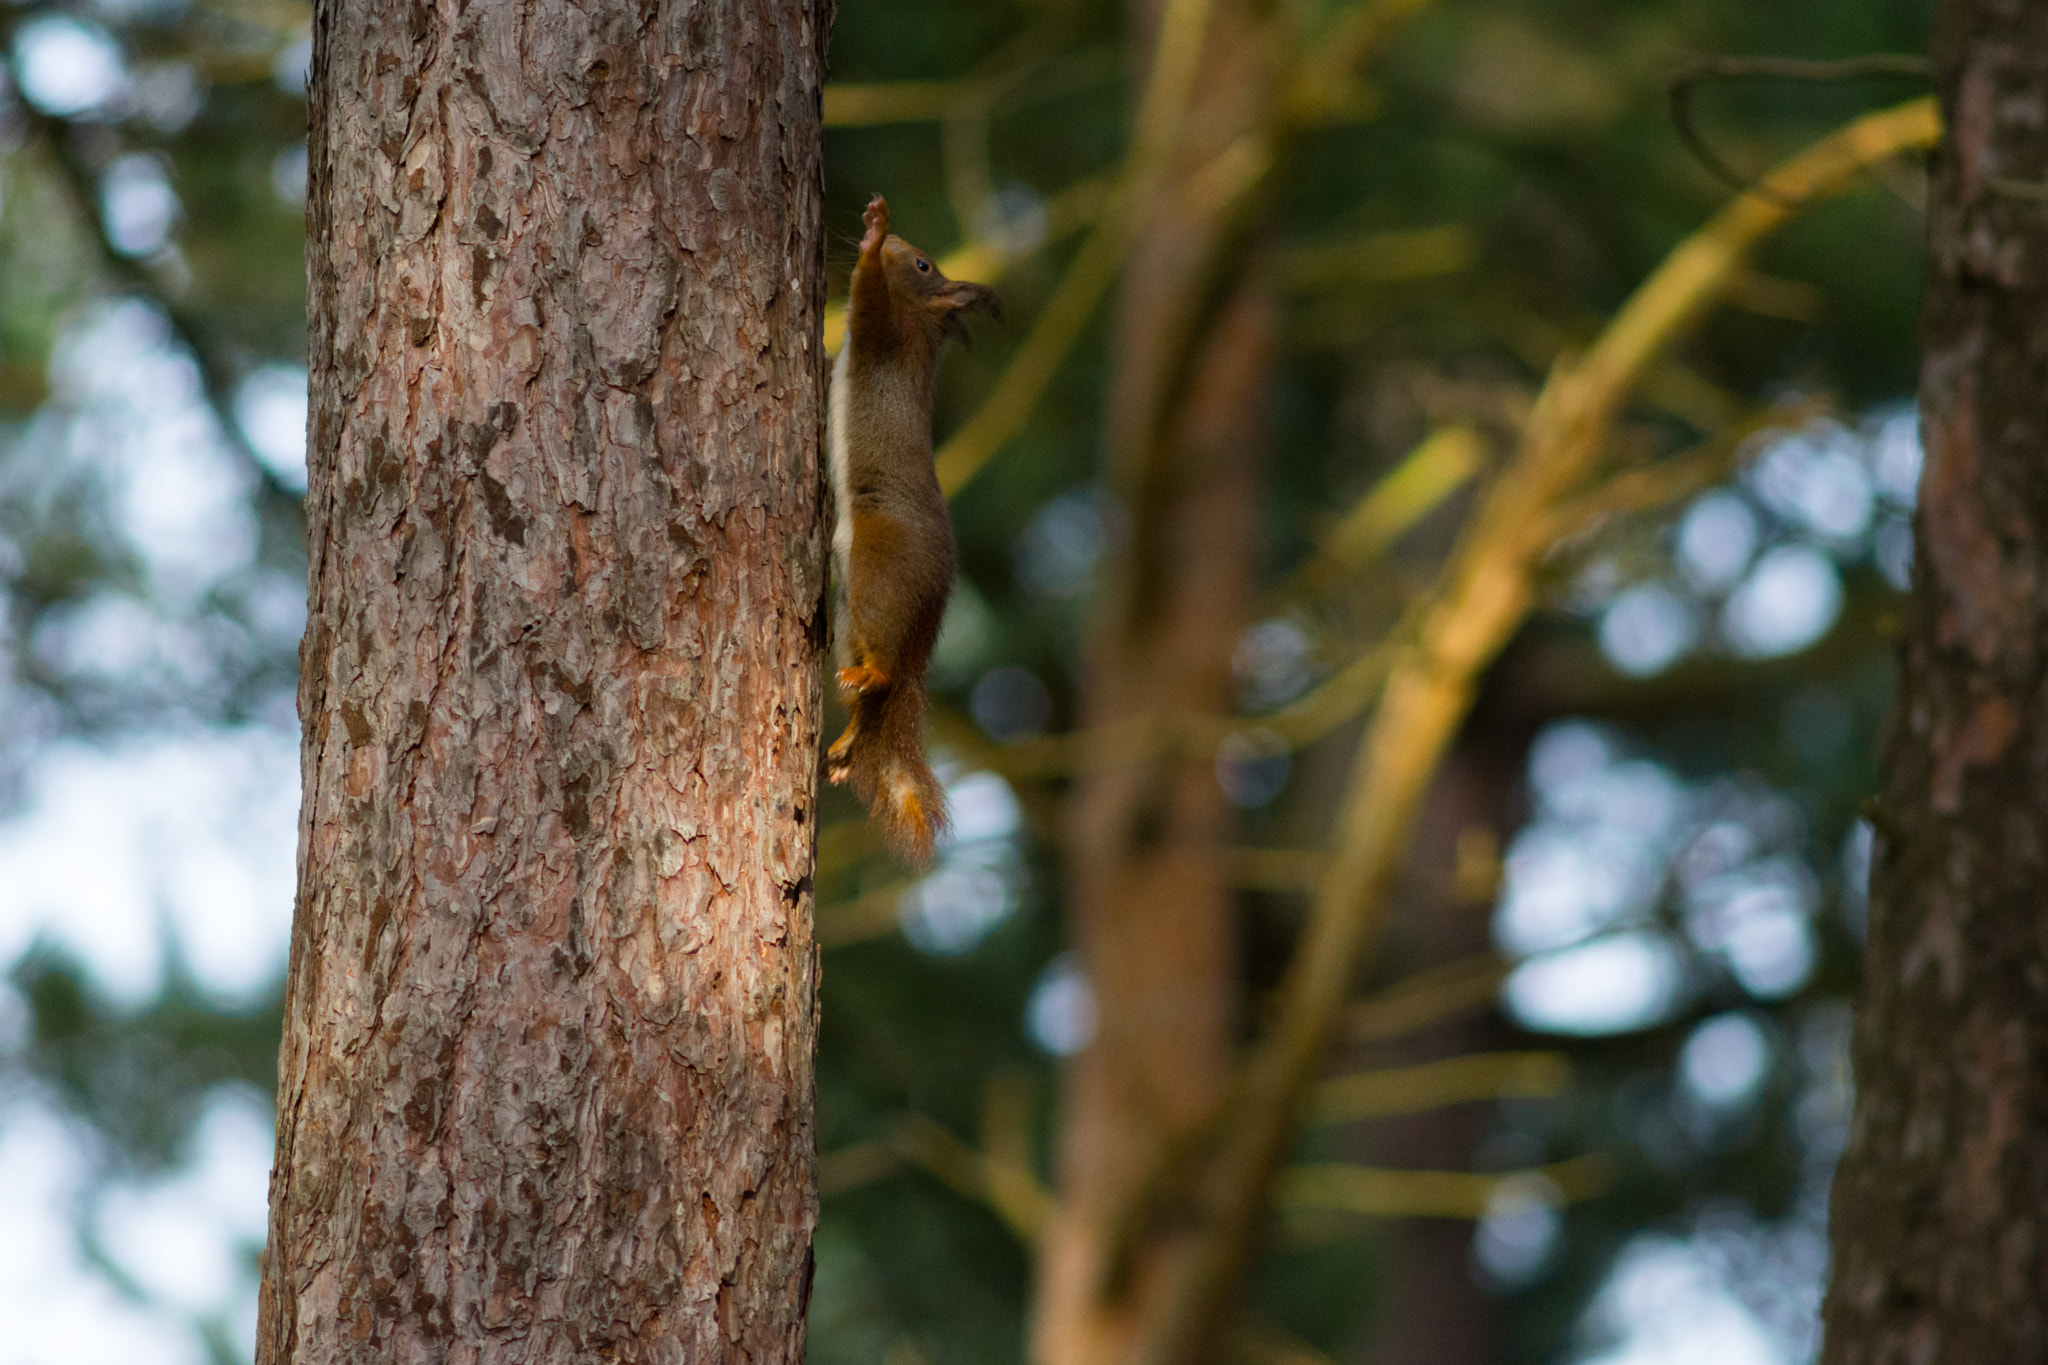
(837, 664, 889, 694)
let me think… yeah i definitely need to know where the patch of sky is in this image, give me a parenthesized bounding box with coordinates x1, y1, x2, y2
(273, 34, 312, 98)
(1234, 617, 1317, 710)
(0, 727, 298, 1009)
(1861, 403, 1922, 507)
(14, 14, 130, 118)
(1503, 931, 1690, 1036)
(90, 1082, 271, 1325)
(929, 578, 996, 687)
(1835, 820, 1873, 942)
(47, 300, 256, 602)
(1678, 1012, 1771, 1110)
(1474, 1172, 1566, 1288)
(1215, 727, 1290, 808)
(100, 154, 181, 258)
(970, 665, 1052, 740)
(1015, 487, 1125, 600)
(1586, 410, 1918, 678)
(1573, 1229, 1800, 1365)
(899, 769, 1027, 956)
(130, 60, 206, 135)
(1681, 856, 1818, 1000)
(974, 186, 1047, 257)
(1026, 951, 1096, 1056)
(1496, 722, 1828, 1033)
(1599, 582, 1698, 677)
(1674, 491, 1759, 594)
(0, 1098, 221, 1365)
(1721, 546, 1841, 659)
(270, 143, 309, 207)
(1566, 993, 1857, 1365)
(1744, 423, 1874, 549)
(232, 364, 310, 493)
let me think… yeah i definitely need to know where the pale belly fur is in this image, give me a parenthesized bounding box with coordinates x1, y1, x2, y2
(827, 344, 853, 588)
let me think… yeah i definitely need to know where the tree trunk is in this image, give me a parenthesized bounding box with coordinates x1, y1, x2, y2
(1029, 3, 1278, 1361)
(257, 4, 832, 1362)
(1820, 5, 2048, 1362)
(1349, 734, 1520, 1365)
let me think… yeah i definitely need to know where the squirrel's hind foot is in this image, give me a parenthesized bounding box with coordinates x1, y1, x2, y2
(826, 724, 855, 781)
(836, 664, 889, 695)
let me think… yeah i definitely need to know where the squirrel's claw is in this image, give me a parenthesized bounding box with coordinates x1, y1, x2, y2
(837, 664, 889, 695)
(826, 726, 855, 784)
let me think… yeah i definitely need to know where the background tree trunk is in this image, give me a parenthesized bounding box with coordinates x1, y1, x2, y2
(257, 4, 832, 1362)
(1821, 5, 2048, 1361)
(1348, 730, 1522, 1365)
(1029, 2, 1278, 1361)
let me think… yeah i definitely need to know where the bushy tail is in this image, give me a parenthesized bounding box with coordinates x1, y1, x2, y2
(827, 677, 950, 866)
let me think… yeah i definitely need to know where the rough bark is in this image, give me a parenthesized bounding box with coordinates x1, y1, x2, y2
(1029, 3, 1278, 1361)
(257, 4, 832, 1363)
(1820, 4, 2048, 1361)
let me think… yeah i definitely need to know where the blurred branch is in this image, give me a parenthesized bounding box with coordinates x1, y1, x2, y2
(981, 1068, 1039, 1179)
(934, 213, 1131, 496)
(1538, 397, 1827, 550)
(188, 0, 311, 82)
(888, 1112, 1055, 1245)
(938, 631, 1401, 788)
(940, 398, 1803, 792)
(1277, 1153, 1610, 1219)
(934, 153, 1271, 494)
(818, 1113, 1056, 1243)
(1120, 97, 1942, 1365)
(1283, 0, 1440, 125)
(1668, 53, 1931, 201)
(1275, 223, 1478, 291)
(195, 0, 311, 32)
(938, 23, 1079, 239)
(822, 41, 1120, 128)
(818, 1141, 901, 1197)
(1483, 301, 1753, 435)
(1230, 1317, 1337, 1365)
(1309, 1051, 1568, 1125)
(944, 630, 1401, 787)
(1224, 846, 1325, 892)
(1724, 268, 1827, 322)
(824, 80, 967, 126)
(816, 881, 912, 948)
(1280, 425, 1485, 601)
(1249, 641, 1398, 746)
(1345, 952, 1508, 1043)
(929, 0, 1230, 498)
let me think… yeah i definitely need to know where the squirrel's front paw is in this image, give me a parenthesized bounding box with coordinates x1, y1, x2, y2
(860, 195, 890, 251)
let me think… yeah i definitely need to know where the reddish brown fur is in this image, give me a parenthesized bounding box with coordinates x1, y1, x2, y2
(827, 195, 998, 865)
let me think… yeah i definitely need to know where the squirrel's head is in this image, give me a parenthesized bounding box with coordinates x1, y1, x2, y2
(880, 236, 1003, 346)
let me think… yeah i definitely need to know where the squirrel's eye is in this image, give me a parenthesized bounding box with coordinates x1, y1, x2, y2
(916, 258, 931, 273)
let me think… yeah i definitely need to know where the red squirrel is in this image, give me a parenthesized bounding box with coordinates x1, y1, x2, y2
(826, 195, 999, 865)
